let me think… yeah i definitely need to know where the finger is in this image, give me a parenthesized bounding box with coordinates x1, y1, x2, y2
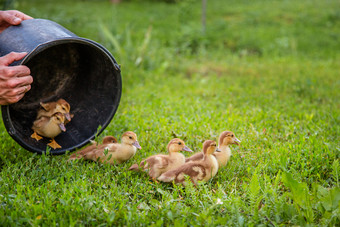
(25, 84, 31, 92)
(1, 11, 22, 25)
(2, 10, 33, 25)
(17, 75, 33, 88)
(18, 84, 31, 95)
(6, 75, 33, 89)
(10, 85, 31, 96)
(2, 89, 26, 104)
(9, 65, 31, 77)
(11, 10, 33, 21)
(0, 52, 28, 66)
(8, 84, 30, 100)
(9, 93, 25, 104)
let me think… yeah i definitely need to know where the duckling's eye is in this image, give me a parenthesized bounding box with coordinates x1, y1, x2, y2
(178, 142, 182, 145)
(129, 136, 132, 139)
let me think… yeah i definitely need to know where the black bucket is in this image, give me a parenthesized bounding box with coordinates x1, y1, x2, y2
(0, 19, 122, 155)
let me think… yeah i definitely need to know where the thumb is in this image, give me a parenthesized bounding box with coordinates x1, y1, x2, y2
(2, 12, 22, 25)
(0, 52, 27, 66)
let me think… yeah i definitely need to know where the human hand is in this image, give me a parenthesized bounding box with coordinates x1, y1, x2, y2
(0, 10, 33, 33)
(0, 52, 33, 105)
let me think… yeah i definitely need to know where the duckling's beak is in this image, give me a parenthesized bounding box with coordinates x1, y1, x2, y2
(233, 137, 241, 145)
(182, 146, 193, 152)
(216, 148, 222, 152)
(59, 123, 66, 132)
(133, 141, 142, 149)
(65, 113, 71, 121)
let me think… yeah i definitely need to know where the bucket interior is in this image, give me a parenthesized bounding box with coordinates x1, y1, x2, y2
(4, 40, 121, 154)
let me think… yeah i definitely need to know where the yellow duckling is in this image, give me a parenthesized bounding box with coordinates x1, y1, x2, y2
(129, 138, 193, 179)
(68, 131, 141, 164)
(186, 131, 240, 167)
(31, 112, 66, 149)
(37, 98, 73, 123)
(158, 140, 220, 186)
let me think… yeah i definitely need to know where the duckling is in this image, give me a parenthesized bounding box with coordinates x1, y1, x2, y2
(31, 112, 66, 149)
(102, 136, 117, 144)
(129, 138, 193, 179)
(37, 98, 73, 123)
(186, 131, 240, 167)
(89, 135, 118, 146)
(68, 131, 141, 164)
(70, 135, 118, 160)
(158, 140, 219, 186)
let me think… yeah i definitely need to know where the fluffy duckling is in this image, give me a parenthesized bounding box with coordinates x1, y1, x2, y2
(31, 112, 66, 149)
(158, 140, 220, 186)
(89, 135, 118, 146)
(129, 138, 193, 179)
(68, 131, 141, 164)
(102, 136, 117, 144)
(37, 99, 73, 123)
(70, 135, 118, 159)
(186, 131, 240, 167)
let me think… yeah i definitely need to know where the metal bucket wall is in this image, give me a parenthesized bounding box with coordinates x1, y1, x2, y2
(0, 19, 122, 154)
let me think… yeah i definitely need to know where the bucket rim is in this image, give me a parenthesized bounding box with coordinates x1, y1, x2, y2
(21, 37, 120, 70)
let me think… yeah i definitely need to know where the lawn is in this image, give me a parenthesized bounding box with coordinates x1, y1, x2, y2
(0, 0, 339, 225)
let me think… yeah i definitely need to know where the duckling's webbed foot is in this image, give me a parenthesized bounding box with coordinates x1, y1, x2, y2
(31, 131, 43, 141)
(48, 139, 62, 149)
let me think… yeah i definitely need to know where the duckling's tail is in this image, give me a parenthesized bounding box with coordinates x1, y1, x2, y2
(68, 153, 84, 160)
(68, 144, 97, 161)
(68, 150, 89, 160)
(129, 163, 140, 171)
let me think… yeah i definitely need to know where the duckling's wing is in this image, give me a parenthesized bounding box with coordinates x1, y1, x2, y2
(179, 163, 207, 182)
(145, 155, 169, 170)
(69, 140, 120, 161)
(100, 143, 119, 152)
(31, 116, 49, 130)
(185, 152, 204, 163)
(157, 169, 177, 182)
(156, 156, 169, 169)
(140, 155, 169, 178)
(83, 149, 105, 161)
(69, 144, 97, 160)
(158, 163, 207, 184)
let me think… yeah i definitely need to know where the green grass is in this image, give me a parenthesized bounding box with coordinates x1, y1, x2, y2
(1, 0, 340, 225)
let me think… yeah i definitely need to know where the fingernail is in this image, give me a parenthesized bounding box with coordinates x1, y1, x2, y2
(14, 18, 22, 24)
